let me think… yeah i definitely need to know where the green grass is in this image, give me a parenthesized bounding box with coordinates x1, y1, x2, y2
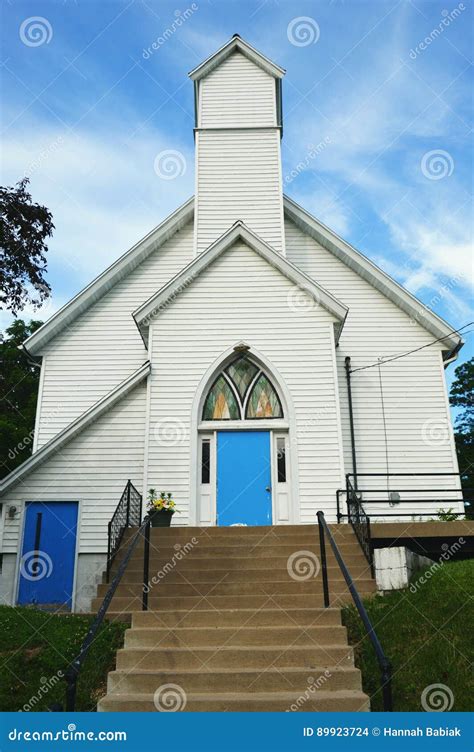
(0, 606, 127, 711)
(342, 559, 474, 711)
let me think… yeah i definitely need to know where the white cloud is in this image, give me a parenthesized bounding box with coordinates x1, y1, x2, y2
(1, 115, 194, 319)
(282, 26, 473, 315)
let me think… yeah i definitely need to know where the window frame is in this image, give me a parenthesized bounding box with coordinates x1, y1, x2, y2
(201, 356, 284, 422)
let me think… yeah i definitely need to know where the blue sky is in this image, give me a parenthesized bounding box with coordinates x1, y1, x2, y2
(1, 0, 472, 386)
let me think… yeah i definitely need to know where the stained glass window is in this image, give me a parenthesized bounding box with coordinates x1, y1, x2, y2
(246, 374, 283, 419)
(202, 375, 240, 420)
(202, 357, 283, 421)
(225, 357, 258, 399)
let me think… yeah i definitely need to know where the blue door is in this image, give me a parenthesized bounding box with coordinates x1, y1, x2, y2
(18, 502, 78, 609)
(217, 431, 272, 526)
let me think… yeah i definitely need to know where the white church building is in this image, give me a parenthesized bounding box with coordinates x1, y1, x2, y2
(0, 36, 464, 612)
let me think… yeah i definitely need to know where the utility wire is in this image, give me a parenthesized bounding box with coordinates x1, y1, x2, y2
(350, 322, 473, 374)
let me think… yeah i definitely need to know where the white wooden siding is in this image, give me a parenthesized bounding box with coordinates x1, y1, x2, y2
(147, 239, 343, 525)
(199, 52, 276, 128)
(35, 222, 194, 447)
(284, 218, 463, 515)
(195, 130, 284, 254)
(1, 383, 146, 555)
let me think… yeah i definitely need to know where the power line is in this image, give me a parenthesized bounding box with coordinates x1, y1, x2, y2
(350, 322, 473, 374)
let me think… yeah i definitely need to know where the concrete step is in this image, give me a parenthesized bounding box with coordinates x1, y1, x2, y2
(98, 689, 370, 712)
(106, 665, 362, 694)
(131, 607, 341, 628)
(123, 624, 348, 648)
(115, 644, 355, 671)
(109, 552, 367, 573)
(96, 578, 376, 599)
(121, 524, 355, 540)
(116, 539, 361, 556)
(91, 590, 373, 613)
(110, 565, 371, 585)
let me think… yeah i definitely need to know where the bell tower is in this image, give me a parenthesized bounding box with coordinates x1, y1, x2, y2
(189, 36, 286, 255)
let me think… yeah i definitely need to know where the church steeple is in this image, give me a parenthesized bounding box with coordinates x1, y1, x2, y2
(189, 37, 286, 255)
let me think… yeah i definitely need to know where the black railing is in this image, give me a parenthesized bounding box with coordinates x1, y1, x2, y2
(106, 480, 142, 582)
(317, 510, 393, 712)
(346, 476, 374, 575)
(339, 473, 471, 520)
(64, 516, 151, 711)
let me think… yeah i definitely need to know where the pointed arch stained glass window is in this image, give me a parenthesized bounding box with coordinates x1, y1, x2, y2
(202, 356, 283, 421)
(202, 375, 240, 420)
(225, 358, 258, 399)
(246, 374, 283, 419)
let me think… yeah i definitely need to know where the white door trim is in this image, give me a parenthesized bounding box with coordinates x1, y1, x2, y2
(191, 343, 299, 526)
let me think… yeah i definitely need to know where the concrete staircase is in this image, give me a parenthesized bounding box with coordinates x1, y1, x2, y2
(96, 524, 375, 711)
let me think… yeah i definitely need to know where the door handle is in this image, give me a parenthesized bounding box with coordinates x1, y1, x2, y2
(265, 486, 271, 492)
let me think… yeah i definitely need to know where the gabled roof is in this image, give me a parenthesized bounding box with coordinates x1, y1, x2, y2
(283, 195, 463, 359)
(188, 35, 285, 81)
(0, 362, 150, 497)
(24, 198, 194, 356)
(133, 221, 348, 346)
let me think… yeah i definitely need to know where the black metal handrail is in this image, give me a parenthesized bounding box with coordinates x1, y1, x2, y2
(317, 510, 393, 712)
(106, 480, 142, 581)
(64, 517, 150, 711)
(346, 476, 373, 575)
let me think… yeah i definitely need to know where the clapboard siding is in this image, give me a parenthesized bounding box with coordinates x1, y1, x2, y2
(1, 384, 146, 555)
(199, 52, 276, 128)
(284, 218, 462, 513)
(147, 239, 343, 524)
(195, 130, 284, 253)
(35, 222, 194, 447)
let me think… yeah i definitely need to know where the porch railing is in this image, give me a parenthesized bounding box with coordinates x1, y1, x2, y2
(338, 473, 471, 521)
(106, 480, 142, 582)
(346, 476, 374, 575)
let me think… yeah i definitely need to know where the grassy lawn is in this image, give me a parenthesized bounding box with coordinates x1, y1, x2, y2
(0, 606, 127, 711)
(342, 559, 474, 711)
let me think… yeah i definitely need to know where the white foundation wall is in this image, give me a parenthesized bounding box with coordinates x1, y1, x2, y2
(284, 217, 462, 515)
(1, 383, 147, 560)
(34, 222, 194, 448)
(146, 239, 344, 524)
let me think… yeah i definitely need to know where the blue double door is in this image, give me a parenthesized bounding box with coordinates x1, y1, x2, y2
(18, 502, 78, 609)
(217, 431, 272, 526)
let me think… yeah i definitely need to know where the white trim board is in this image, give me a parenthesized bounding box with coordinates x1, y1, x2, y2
(189, 35, 285, 81)
(133, 221, 348, 346)
(283, 195, 462, 358)
(24, 199, 194, 356)
(0, 362, 151, 497)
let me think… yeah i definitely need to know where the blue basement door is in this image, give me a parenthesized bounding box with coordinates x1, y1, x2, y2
(217, 431, 272, 526)
(18, 502, 78, 609)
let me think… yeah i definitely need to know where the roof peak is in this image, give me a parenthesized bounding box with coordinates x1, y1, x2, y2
(188, 35, 285, 81)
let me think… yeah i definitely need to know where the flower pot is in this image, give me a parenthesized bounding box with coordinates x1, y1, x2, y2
(148, 510, 174, 528)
